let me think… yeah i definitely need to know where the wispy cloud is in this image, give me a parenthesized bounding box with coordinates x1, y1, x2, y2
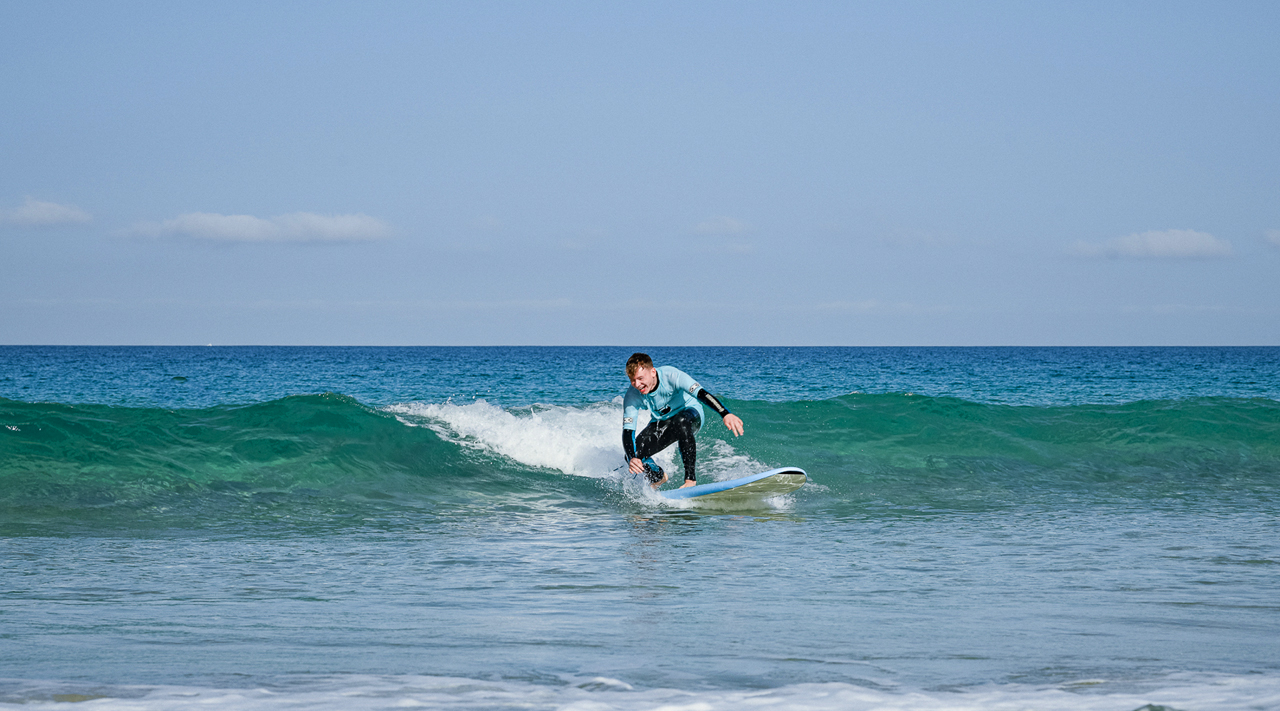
(689, 215, 755, 253)
(133, 212, 390, 243)
(1265, 229, 1280, 248)
(1, 197, 92, 226)
(694, 215, 751, 235)
(879, 227, 959, 248)
(816, 299, 952, 315)
(1120, 303, 1227, 315)
(1069, 229, 1232, 259)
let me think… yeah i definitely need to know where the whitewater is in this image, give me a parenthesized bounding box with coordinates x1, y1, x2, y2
(2, 346, 1279, 710)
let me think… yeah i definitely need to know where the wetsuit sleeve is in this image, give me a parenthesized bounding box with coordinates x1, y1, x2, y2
(622, 387, 640, 431)
(622, 386, 640, 460)
(695, 388, 732, 418)
(622, 429, 637, 460)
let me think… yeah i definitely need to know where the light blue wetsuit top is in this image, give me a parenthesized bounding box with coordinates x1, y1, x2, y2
(622, 365, 706, 431)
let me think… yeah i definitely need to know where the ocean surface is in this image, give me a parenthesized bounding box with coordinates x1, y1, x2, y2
(2, 346, 1279, 711)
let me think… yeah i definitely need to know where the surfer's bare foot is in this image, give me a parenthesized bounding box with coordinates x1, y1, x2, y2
(649, 472, 668, 489)
(678, 480, 697, 489)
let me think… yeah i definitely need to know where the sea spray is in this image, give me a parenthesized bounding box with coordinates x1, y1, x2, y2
(390, 399, 771, 483)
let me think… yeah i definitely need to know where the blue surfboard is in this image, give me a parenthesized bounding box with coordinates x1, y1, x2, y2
(659, 467, 807, 501)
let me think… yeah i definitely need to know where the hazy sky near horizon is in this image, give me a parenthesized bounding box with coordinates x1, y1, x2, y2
(3, 1, 1278, 345)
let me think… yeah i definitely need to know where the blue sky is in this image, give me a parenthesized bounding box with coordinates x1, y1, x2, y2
(3, 1, 1278, 345)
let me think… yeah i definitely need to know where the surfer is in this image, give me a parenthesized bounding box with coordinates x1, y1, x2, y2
(623, 352, 745, 489)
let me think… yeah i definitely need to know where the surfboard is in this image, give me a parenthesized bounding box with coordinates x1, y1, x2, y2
(659, 467, 807, 501)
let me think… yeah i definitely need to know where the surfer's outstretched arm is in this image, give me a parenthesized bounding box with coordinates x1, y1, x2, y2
(695, 388, 744, 436)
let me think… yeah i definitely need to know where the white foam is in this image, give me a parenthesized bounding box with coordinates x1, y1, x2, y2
(389, 399, 635, 478)
(387, 400, 768, 484)
(6, 672, 1279, 711)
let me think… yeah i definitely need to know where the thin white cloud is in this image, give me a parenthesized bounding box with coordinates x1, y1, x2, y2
(689, 215, 755, 253)
(133, 211, 390, 243)
(879, 227, 958, 248)
(1265, 229, 1280, 248)
(1070, 229, 1232, 259)
(694, 215, 751, 235)
(817, 299, 952, 315)
(1120, 303, 1227, 315)
(1, 196, 92, 226)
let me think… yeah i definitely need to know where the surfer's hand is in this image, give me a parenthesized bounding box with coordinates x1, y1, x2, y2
(723, 413, 744, 437)
(629, 458, 645, 475)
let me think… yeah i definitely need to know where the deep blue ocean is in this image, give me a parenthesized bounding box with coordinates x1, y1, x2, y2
(3, 346, 1279, 710)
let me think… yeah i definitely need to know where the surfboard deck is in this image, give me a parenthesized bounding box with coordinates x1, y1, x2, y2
(659, 467, 807, 501)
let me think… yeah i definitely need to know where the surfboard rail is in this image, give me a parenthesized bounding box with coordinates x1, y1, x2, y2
(659, 466, 807, 500)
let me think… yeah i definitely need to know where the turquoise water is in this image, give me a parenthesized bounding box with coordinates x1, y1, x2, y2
(2, 347, 1279, 710)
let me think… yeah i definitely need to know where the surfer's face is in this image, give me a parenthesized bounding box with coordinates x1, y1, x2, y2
(630, 366, 658, 395)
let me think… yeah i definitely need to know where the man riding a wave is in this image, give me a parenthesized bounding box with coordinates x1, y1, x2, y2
(622, 353, 745, 489)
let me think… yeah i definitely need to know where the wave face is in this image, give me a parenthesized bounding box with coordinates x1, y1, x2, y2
(0, 394, 591, 526)
(5, 392, 1276, 523)
(739, 394, 1280, 508)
